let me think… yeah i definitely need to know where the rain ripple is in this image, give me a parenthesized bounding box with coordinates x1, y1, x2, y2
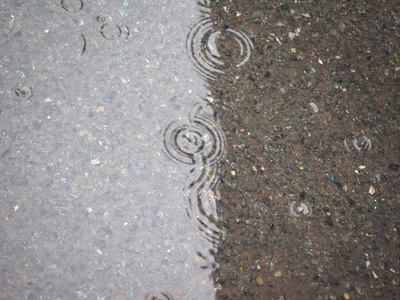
(61, 0, 83, 13)
(15, 86, 33, 99)
(289, 201, 313, 218)
(145, 292, 175, 300)
(163, 103, 225, 166)
(163, 103, 226, 247)
(186, 17, 254, 82)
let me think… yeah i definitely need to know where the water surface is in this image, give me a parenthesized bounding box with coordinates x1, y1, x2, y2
(0, 0, 231, 298)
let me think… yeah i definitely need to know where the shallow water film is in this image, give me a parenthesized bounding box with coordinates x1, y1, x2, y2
(1, 0, 400, 299)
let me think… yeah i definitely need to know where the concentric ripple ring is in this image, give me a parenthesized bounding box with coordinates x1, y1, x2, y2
(186, 18, 254, 81)
(163, 107, 225, 166)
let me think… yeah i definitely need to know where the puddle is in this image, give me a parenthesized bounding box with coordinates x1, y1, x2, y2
(1, 0, 400, 299)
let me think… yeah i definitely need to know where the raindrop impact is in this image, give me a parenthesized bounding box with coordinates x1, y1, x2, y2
(163, 103, 225, 166)
(186, 17, 254, 82)
(344, 135, 372, 152)
(61, 0, 83, 13)
(15, 86, 33, 99)
(145, 292, 175, 300)
(289, 201, 312, 217)
(100, 23, 130, 40)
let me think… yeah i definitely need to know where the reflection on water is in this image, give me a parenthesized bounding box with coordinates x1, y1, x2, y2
(0, 0, 220, 299)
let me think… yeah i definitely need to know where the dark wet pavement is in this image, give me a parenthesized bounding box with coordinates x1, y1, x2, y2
(1, 1, 400, 299)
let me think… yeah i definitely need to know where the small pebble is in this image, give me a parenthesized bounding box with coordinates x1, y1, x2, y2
(274, 270, 282, 277)
(310, 102, 318, 113)
(90, 159, 101, 165)
(368, 186, 375, 195)
(44, 97, 54, 103)
(16, 70, 25, 79)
